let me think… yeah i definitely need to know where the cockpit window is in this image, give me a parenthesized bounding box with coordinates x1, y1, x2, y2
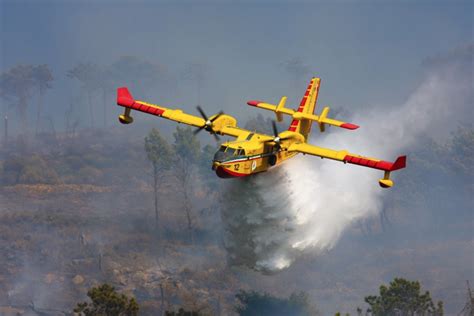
(236, 149, 245, 156)
(226, 148, 236, 155)
(219, 146, 227, 152)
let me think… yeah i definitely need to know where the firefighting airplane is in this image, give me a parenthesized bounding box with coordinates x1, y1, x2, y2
(117, 77, 406, 188)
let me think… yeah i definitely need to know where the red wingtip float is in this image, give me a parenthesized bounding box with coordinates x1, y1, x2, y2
(117, 77, 406, 188)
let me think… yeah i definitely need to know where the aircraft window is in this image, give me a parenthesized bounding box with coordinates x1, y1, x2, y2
(227, 148, 236, 155)
(236, 149, 246, 156)
(219, 146, 227, 152)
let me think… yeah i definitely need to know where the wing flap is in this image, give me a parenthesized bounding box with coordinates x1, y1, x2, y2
(162, 109, 205, 128)
(288, 143, 348, 161)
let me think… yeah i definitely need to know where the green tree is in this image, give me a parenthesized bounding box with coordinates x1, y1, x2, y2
(458, 280, 473, 316)
(94, 66, 114, 128)
(109, 56, 172, 100)
(32, 64, 53, 135)
(0, 64, 36, 133)
(197, 144, 220, 192)
(364, 278, 443, 316)
(173, 126, 200, 241)
(1, 154, 59, 185)
(244, 113, 274, 135)
(235, 290, 318, 316)
(67, 63, 103, 128)
(73, 283, 139, 316)
(144, 128, 174, 228)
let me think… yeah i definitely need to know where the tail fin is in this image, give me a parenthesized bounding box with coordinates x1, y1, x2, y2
(288, 77, 320, 139)
(246, 77, 358, 137)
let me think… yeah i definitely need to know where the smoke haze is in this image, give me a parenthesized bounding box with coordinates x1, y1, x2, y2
(222, 49, 473, 272)
(1, 1, 472, 314)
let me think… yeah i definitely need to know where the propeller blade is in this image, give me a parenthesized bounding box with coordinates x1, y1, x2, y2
(210, 111, 224, 122)
(193, 126, 205, 135)
(195, 106, 224, 141)
(272, 121, 279, 138)
(196, 105, 208, 120)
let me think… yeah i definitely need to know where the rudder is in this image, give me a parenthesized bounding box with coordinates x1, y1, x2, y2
(288, 77, 321, 139)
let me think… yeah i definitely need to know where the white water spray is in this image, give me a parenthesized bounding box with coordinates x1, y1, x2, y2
(222, 52, 472, 272)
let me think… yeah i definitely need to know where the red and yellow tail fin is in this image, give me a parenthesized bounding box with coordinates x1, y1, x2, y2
(288, 77, 321, 139)
(246, 77, 359, 139)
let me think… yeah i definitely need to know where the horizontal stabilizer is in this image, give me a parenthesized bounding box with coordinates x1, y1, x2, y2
(247, 100, 359, 132)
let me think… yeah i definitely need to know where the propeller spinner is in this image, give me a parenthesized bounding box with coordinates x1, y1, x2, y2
(264, 121, 291, 151)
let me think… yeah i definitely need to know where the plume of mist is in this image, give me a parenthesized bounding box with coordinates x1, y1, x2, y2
(221, 48, 473, 273)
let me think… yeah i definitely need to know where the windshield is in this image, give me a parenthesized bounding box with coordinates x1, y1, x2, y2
(213, 146, 246, 162)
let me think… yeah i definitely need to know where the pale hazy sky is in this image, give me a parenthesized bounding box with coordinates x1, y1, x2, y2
(1, 0, 472, 128)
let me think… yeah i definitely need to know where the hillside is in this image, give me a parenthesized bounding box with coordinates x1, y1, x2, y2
(0, 126, 472, 315)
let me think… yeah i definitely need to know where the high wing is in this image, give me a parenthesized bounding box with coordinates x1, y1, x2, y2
(288, 142, 406, 188)
(116, 87, 246, 138)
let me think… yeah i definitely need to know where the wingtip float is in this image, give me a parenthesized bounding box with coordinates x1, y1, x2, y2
(117, 77, 406, 188)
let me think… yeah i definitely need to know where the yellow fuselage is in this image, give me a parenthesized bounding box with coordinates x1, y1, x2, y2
(212, 132, 298, 178)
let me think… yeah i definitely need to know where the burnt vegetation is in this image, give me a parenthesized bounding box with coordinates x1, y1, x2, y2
(0, 58, 472, 315)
